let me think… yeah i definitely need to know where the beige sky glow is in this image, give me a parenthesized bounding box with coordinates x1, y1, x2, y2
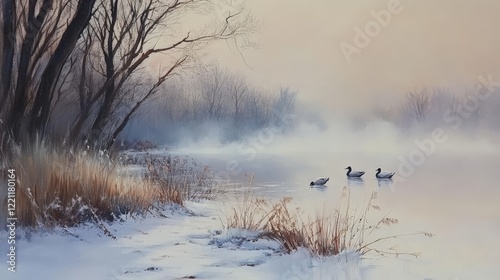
(205, 0, 500, 112)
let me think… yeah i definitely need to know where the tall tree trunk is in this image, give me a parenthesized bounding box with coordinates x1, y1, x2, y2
(9, 0, 53, 142)
(88, 0, 118, 142)
(105, 99, 140, 150)
(0, 0, 16, 114)
(68, 36, 93, 144)
(29, 0, 96, 139)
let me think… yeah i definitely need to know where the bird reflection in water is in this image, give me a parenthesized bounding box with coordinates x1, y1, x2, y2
(377, 178, 394, 187)
(347, 177, 364, 187)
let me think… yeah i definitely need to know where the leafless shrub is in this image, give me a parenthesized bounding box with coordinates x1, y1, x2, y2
(144, 155, 224, 204)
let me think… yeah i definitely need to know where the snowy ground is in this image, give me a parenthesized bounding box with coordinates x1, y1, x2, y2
(3, 148, 496, 279)
(0, 200, 437, 280)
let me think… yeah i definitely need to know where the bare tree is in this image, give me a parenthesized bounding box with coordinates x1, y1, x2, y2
(244, 90, 273, 127)
(0, 0, 97, 144)
(81, 0, 247, 148)
(274, 88, 296, 114)
(29, 0, 96, 138)
(462, 87, 482, 128)
(105, 57, 187, 148)
(0, 0, 17, 113)
(228, 74, 248, 122)
(404, 88, 432, 123)
(1, 0, 250, 149)
(67, 30, 101, 142)
(447, 92, 460, 117)
(200, 65, 229, 120)
(120, 67, 300, 144)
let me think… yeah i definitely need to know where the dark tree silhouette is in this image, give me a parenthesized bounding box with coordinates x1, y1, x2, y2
(0, 0, 249, 150)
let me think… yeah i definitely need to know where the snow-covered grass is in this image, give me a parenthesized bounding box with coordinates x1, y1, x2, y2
(0, 143, 221, 229)
(0, 142, 162, 228)
(0, 200, 376, 280)
(225, 187, 433, 258)
(0, 199, 441, 280)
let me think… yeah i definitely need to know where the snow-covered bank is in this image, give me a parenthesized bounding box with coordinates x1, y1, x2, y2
(0, 200, 421, 280)
(0, 199, 475, 280)
(0, 202, 271, 280)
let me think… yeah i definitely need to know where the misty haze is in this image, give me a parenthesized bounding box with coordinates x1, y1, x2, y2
(1, 1, 499, 280)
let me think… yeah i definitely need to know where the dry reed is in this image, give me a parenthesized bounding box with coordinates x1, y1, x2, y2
(226, 186, 433, 257)
(144, 155, 223, 204)
(0, 142, 163, 228)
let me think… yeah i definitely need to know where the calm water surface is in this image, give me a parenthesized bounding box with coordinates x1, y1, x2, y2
(173, 147, 500, 279)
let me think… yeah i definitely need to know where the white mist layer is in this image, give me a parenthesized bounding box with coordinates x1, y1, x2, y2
(172, 117, 500, 158)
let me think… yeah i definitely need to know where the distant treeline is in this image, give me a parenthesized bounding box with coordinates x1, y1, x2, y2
(368, 86, 500, 134)
(122, 65, 297, 145)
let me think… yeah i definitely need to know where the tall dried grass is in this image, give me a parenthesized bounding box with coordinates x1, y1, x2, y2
(0, 140, 227, 229)
(144, 155, 224, 204)
(226, 191, 272, 231)
(0, 142, 162, 228)
(226, 187, 433, 257)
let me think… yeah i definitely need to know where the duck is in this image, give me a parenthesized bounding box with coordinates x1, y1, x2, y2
(345, 166, 365, 178)
(375, 168, 395, 179)
(310, 177, 329, 186)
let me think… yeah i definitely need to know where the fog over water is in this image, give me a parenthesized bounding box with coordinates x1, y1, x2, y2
(143, 1, 500, 278)
(166, 114, 500, 279)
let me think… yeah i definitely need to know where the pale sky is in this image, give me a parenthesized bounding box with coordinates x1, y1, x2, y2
(205, 0, 500, 112)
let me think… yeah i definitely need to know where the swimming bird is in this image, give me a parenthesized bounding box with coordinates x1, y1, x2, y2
(375, 168, 395, 179)
(345, 166, 365, 178)
(310, 177, 329, 186)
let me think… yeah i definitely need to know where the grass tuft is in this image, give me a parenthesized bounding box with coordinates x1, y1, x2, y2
(144, 155, 223, 204)
(226, 186, 433, 257)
